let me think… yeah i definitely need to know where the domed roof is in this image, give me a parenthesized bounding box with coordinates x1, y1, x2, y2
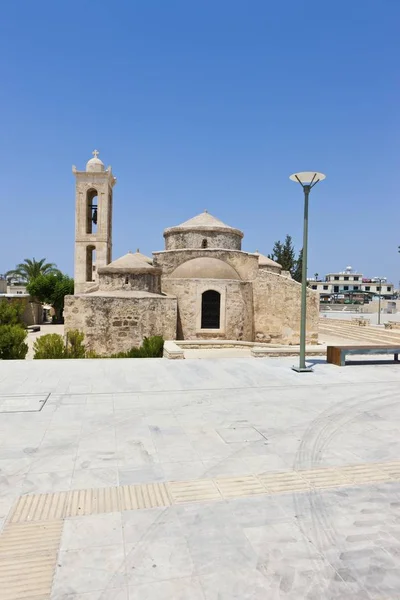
(98, 252, 160, 274)
(164, 210, 243, 238)
(253, 251, 282, 269)
(86, 149, 105, 173)
(178, 211, 233, 230)
(133, 249, 153, 265)
(170, 257, 240, 280)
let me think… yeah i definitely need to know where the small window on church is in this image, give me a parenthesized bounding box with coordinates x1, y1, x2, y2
(86, 189, 98, 234)
(201, 239, 208, 248)
(125, 276, 129, 284)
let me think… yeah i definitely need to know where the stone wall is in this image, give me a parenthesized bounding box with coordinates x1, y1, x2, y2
(253, 270, 318, 344)
(155, 249, 259, 281)
(64, 294, 177, 355)
(97, 272, 161, 294)
(162, 278, 253, 341)
(164, 230, 242, 251)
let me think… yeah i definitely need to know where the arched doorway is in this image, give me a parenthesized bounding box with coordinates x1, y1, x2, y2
(201, 290, 221, 329)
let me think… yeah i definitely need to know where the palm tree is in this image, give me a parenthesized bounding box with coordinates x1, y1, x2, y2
(6, 258, 60, 283)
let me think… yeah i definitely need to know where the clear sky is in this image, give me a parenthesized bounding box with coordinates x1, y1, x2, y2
(1, 0, 399, 283)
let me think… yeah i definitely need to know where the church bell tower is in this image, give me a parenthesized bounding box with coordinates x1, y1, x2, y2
(72, 150, 117, 294)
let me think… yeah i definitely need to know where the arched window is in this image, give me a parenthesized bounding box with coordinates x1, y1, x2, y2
(201, 290, 221, 329)
(86, 189, 98, 234)
(201, 238, 208, 248)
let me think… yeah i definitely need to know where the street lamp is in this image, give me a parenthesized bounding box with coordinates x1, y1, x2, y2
(374, 277, 385, 325)
(290, 171, 326, 372)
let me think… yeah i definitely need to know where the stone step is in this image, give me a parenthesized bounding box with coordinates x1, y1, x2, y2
(320, 322, 400, 339)
(319, 323, 400, 345)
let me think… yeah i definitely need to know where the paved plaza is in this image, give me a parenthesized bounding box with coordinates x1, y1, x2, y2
(1, 357, 400, 598)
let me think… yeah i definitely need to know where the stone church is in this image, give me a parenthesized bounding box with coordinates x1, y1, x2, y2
(64, 152, 318, 355)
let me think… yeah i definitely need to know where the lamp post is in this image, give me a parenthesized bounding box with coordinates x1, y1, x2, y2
(374, 277, 385, 325)
(290, 171, 326, 373)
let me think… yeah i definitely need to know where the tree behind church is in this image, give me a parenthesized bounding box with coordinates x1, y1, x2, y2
(268, 235, 302, 282)
(6, 258, 60, 283)
(292, 248, 303, 283)
(27, 272, 74, 323)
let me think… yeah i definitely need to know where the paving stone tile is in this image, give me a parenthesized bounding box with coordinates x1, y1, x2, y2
(22, 470, 73, 494)
(71, 467, 119, 490)
(118, 465, 165, 485)
(126, 537, 194, 585)
(52, 545, 126, 595)
(51, 586, 129, 599)
(128, 577, 205, 599)
(61, 513, 123, 550)
(122, 506, 181, 545)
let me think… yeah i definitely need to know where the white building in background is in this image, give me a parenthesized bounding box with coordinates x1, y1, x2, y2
(308, 266, 395, 299)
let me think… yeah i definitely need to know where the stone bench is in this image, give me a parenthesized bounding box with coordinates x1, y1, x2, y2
(327, 345, 400, 366)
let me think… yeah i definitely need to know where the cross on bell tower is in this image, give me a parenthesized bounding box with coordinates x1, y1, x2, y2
(72, 151, 117, 294)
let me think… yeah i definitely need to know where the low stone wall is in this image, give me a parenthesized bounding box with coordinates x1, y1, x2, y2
(64, 294, 177, 356)
(251, 345, 326, 357)
(163, 341, 184, 359)
(163, 338, 325, 359)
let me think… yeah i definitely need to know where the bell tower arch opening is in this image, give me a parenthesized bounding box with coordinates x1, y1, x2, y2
(86, 189, 98, 234)
(72, 150, 117, 293)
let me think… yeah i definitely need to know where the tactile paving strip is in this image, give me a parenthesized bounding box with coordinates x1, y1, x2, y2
(7, 459, 400, 525)
(9, 482, 172, 523)
(0, 520, 62, 600)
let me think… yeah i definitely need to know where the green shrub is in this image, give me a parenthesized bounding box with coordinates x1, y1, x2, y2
(32, 332, 164, 360)
(33, 334, 66, 359)
(140, 335, 164, 357)
(110, 351, 129, 358)
(85, 350, 103, 359)
(65, 330, 86, 358)
(126, 347, 145, 358)
(0, 299, 26, 326)
(109, 336, 164, 359)
(0, 325, 28, 359)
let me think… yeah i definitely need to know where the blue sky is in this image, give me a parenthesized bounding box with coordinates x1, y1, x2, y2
(1, 0, 399, 283)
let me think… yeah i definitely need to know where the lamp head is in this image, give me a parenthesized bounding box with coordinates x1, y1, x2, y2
(289, 171, 326, 188)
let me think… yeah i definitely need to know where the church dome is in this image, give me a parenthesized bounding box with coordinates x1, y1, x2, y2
(176, 211, 236, 231)
(170, 257, 241, 280)
(132, 249, 153, 265)
(164, 210, 243, 251)
(98, 252, 159, 274)
(86, 150, 105, 173)
(97, 252, 161, 294)
(166, 210, 243, 236)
